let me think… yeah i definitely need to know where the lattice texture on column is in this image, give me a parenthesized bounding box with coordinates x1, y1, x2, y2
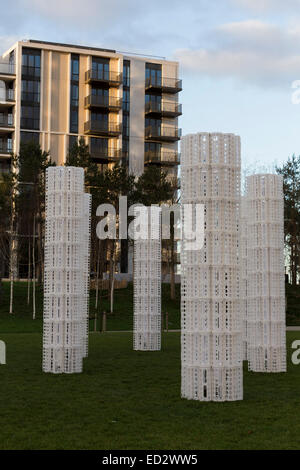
(43, 167, 91, 374)
(240, 197, 248, 361)
(133, 207, 161, 351)
(181, 132, 243, 401)
(246, 174, 286, 373)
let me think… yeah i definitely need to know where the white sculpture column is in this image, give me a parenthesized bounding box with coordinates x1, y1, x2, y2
(241, 197, 248, 361)
(181, 132, 243, 401)
(43, 166, 91, 373)
(133, 206, 161, 351)
(246, 174, 286, 372)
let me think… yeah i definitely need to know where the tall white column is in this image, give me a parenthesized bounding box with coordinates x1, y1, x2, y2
(241, 197, 248, 361)
(181, 132, 243, 401)
(246, 174, 286, 373)
(133, 206, 161, 351)
(43, 166, 91, 373)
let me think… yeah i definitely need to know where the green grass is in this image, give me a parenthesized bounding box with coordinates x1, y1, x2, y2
(0, 281, 181, 333)
(0, 331, 299, 450)
(1, 281, 300, 332)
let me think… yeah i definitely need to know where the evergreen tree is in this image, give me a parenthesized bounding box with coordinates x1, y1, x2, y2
(276, 155, 300, 285)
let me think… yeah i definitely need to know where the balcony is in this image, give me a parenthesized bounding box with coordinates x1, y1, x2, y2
(85, 69, 122, 87)
(0, 62, 15, 81)
(0, 140, 13, 155)
(84, 120, 122, 136)
(145, 101, 182, 118)
(90, 146, 121, 164)
(145, 76, 182, 94)
(84, 95, 122, 112)
(0, 115, 14, 132)
(145, 125, 181, 142)
(0, 89, 15, 107)
(145, 150, 180, 166)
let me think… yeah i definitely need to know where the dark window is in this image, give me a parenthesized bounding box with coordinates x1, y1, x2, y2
(70, 54, 79, 134)
(123, 60, 130, 87)
(146, 63, 162, 86)
(69, 135, 78, 150)
(71, 54, 79, 81)
(90, 138, 108, 158)
(145, 142, 161, 155)
(21, 48, 41, 130)
(92, 57, 109, 80)
(20, 132, 40, 145)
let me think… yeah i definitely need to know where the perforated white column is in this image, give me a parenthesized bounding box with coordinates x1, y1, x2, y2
(133, 206, 161, 351)
(241, 197, 248, 361)
(246, 174, 286, 373)
(43, 166, 91, 374)
(181, 132, 243, 401)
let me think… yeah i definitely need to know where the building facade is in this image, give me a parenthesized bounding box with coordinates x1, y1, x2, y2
(0, 39, 181, 177)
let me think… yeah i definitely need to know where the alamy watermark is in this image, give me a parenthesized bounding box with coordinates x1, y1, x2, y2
(95, 197, 205, 251)
(0, 340, 6, 365)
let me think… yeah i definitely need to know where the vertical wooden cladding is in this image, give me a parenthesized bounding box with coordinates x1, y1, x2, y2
(50, 52, 69, 133)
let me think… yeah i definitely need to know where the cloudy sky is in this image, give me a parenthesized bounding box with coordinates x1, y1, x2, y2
(1, 0, 300, 168)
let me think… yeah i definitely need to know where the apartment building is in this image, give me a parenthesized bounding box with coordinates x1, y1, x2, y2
(0, 39, 182, 177)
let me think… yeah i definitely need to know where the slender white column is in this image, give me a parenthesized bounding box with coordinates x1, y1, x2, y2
(246, 174, 286, 373)
(241, 197, 248, 361)
(181, 132, 243, 401)
(133, 206, 161, 351)
(43, 166, 91, 373)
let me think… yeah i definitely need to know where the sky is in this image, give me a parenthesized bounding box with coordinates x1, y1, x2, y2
(1, 0, 300, 169)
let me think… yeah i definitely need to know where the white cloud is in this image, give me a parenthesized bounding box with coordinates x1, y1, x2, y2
(174, 20, 300, 87)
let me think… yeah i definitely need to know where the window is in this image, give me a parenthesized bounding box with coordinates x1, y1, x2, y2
(21, 106, 40, 130)
(71, 84, 79, 107)
(92, 57, 109, 80)
(70, 54, 79, 134)
(70, 109, 78, 133)
(91, 112, 108, 124)
(145, 142, 161, 155)
(71, 55, 79, 81)
(21, 48, 41, 130)
(69, 135, 78, 150)
(20, 132, 40, 145)
(21, 80, 40, 103)
(123, 60, 130, 87)
(91, 137, 108, 155)
(22, 48, 41, 78)
(146, 63, 162, 86)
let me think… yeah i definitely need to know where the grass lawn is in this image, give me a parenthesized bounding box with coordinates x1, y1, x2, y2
(1, 281, 300, 333)
(0, 331, 299, 450)
(0, 281, 181, 333)
(0, 281, 299, 449)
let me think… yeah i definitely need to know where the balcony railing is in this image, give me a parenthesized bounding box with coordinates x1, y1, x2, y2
(0, 62, 15, 76)
(84, 94, 122, 111)
(145, 101, 182, 117)
(0, 141, 13, 154)
(145, 125, 182, 142)
(145, 76, 182, 93)
(145, 150, 180, 166)
(85, 69, 122, 87)
(90, 146, 121, 163)
(84, 120, 122, 136)
(0, 115, 14, 128)
(0, 89, 15, 103)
